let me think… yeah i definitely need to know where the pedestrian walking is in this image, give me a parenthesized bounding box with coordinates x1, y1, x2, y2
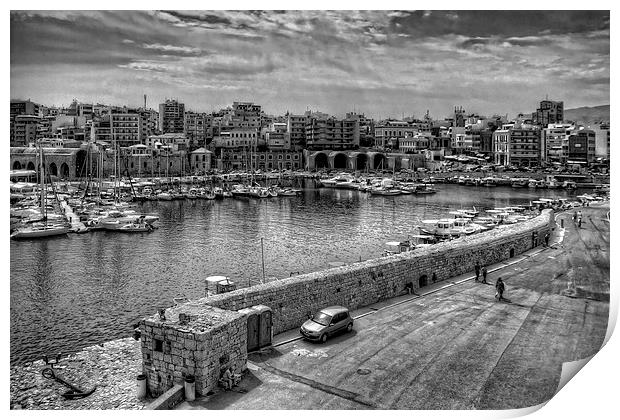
(481, 266, 488, 284)
(544, 232, 550, 247)
(573, 211, 578, 222)
(578, 217, 582, 228)
(474, 262, 481, 282)
(495, 277, 505, 301)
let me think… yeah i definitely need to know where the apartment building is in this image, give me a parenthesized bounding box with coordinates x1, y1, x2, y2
(542, 123, 575, 163)
(306, 115, 360, 150)
(159, 99, 185, 133)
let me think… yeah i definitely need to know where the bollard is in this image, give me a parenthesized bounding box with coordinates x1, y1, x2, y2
(561, 219, 564, 228)
(137, 374, 147, 399)
(184, 375, 196, 402)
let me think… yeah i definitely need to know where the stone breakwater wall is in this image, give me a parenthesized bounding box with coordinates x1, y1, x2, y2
(196, 210, 554, 336)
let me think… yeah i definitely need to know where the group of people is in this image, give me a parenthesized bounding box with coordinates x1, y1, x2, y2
(573, 210, 583, 228)
(475, 262, 506, 301)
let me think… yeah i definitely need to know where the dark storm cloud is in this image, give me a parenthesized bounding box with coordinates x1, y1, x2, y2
(160, 10, 233, 26)
(390, 10, 610, 39)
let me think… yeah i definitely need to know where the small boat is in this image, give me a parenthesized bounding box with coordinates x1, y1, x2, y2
(118, 222, 153, 232)
(511, 178, 528, 188)
(370, 187, 401, 196)
(157, 192, 173, 201)
(213, 187, 225, 199)
(415, 184, 437, 194)
(185, 188, 198, 199)
(562, 181, 577, 190)
(267, 187, 278, 197)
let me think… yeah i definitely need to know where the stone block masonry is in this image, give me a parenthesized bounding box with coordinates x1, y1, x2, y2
(139, 303, 247, 397)
(140, 210, 553, 397)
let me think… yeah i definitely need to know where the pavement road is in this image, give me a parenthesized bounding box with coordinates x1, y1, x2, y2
(179, 204, 610, 410)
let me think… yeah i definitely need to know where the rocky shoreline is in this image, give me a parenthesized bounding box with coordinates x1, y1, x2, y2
(10, 337, 150, 410)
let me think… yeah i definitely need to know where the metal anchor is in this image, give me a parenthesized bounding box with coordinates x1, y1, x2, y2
(41, 367, 97, 400)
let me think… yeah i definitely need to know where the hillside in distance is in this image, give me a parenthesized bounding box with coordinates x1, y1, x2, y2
(564, 105, 609, 124)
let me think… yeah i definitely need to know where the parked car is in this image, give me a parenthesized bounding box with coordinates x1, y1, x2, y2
(300, 306, 354, 343)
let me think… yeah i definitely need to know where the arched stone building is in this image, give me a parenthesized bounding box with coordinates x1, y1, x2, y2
(10, 146, 83, 180)
(304, 150, 423, 172)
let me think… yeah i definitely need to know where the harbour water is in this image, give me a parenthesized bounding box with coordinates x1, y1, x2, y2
(10, 183, 584, 364)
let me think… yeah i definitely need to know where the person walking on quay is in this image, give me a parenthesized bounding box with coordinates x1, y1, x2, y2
(474, 262, 481, 282)
(544, 232, 550, 247)
(481, 266, 488, 284)
(495, 277, 505, 301)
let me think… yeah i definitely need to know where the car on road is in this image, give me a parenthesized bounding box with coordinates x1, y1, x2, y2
(300, 306, 353, 343)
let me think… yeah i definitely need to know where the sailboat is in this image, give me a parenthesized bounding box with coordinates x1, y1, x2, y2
(11, 141, 70, 239)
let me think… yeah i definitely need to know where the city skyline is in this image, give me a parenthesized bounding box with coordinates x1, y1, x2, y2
(11, 10, 610, 119)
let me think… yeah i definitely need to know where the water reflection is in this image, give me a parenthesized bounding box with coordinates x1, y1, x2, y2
(10, 184, 582, 363)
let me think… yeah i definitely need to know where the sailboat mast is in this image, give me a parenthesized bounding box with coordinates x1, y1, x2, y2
(39, 139, 45, 214)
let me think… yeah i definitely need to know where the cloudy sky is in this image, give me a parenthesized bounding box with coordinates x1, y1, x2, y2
(10, 10, 610, 119)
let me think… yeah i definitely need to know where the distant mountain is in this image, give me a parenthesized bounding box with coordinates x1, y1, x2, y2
(564, 105, 609, 125)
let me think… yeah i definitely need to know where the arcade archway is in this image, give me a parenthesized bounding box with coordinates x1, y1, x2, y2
(333, 153, 348, 169)
(314, 152, 328, 169)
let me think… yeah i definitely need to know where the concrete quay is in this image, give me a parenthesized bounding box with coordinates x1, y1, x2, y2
(9, 204, 609, 410)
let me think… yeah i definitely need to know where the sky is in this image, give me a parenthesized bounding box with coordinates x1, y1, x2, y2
(10, 9, 610, 120)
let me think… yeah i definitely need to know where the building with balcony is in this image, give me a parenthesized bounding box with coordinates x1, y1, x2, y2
(159, 99, 185, 134)
(542, 123, 576, 164)
(286, 113, 307, 150)
(509, 127, 541, 167)
(12, 115, 41, 146)
(110, 112, 142, 147)
(306, 115, 359, 150)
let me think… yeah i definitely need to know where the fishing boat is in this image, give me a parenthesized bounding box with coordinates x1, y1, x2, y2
(451, 218, 483, 236)
(419, 219, 455, 238)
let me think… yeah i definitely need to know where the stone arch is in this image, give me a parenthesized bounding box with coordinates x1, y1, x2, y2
(13, 161, 22, 170)
(27, 161, 35, 171)
(373, 153, 386, 171)
(75, 149, 88, 177)
(60, 163, 70, 179)
(314, 152, 328, 169)
(333, 153, 348, 169)
(356, 153, 368, 171)
(48, 162, 58, 177)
